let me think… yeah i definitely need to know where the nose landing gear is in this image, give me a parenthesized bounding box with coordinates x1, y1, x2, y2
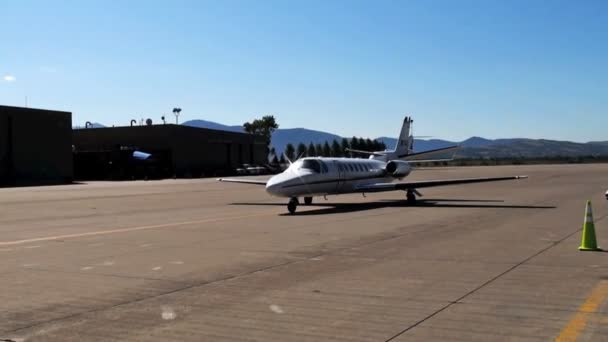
(287, 197, 313, 214)
(287, 197, 299, 214)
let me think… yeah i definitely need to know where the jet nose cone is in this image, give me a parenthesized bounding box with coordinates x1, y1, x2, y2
(265, 175, 283, 196)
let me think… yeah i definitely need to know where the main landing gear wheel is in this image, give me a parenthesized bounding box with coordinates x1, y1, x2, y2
(304, 197, 313, 205)
(406, 190, 417, 205)
(287, 198, 299, 214)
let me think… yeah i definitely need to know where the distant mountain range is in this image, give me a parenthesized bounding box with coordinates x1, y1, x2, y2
(83, 119, 608, 159)
(182, 120, 343, 154)
(182, 119, 608, 158)
(376, 136, 608, 158)
(181, 119, 243, 133)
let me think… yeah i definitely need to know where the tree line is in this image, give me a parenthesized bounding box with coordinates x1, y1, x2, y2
(239, 116, 388, 164)
(269, 137, 387, 164)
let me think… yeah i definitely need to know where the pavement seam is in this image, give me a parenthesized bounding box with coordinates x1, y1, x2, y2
(383, 209, 608, 342)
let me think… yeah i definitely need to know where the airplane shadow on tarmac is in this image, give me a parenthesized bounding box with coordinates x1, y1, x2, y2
(230, 199, 557, 216)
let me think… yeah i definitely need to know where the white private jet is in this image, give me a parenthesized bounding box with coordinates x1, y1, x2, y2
(219, 117, 527, 214)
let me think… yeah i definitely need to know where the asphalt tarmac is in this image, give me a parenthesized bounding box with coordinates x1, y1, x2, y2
(1, 164, 608, 341)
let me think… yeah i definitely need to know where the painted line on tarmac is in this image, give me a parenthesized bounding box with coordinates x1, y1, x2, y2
(0, 212, 273, 247)
(555, 280, 608, 341)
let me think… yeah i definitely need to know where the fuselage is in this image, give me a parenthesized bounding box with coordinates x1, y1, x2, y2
(265, 157, 410, 198)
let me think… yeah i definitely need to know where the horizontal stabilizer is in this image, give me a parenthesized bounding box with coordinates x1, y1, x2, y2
(217, 178, 267, 185)
(345, 148, 386, 156)
(400, 145, 459, 159)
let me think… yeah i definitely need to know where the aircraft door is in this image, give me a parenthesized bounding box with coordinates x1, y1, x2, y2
(334, 161, 345, 193)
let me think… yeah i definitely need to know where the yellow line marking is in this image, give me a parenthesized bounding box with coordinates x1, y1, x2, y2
(556, 280, 608, 341)
(0, 212, 273, 247)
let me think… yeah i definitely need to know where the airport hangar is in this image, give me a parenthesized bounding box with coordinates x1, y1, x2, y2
(73, 120, 269, 179)
(0, 105, 73, 186)
(1, 104, 268, 185)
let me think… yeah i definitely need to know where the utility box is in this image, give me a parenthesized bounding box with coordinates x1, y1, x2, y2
(0, 105, 73, 186)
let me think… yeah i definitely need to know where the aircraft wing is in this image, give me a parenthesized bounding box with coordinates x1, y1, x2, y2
(400, 145, 459, 159)
(355, 175, 527, 193)
(217, 178, 267, 185)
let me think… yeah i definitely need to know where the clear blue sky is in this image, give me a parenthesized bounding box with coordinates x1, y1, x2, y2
(1, 0, 606, 142)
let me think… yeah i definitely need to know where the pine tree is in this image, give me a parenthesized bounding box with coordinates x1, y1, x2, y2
(341, 138, 350, 157)
(358, 137, 366, 152)
(297, 143, 307, 159)
(307, 142, 316, 157)
(365, 138, 373, 152)
(350, 136, 359, 151)
(315, 143, 323, 157)
(322, 141, 331, 157)
(331, 139, 342, 157)
(285, 143, 295, 161)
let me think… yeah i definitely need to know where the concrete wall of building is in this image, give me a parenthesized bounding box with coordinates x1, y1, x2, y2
(73, 124, 268, 177)
(0, 105, 73, 186)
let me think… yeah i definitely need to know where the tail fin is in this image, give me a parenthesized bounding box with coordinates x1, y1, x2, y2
(394, 116, 413, 157)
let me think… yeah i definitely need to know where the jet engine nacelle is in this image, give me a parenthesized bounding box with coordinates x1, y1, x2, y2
(385, 160, 412, 178)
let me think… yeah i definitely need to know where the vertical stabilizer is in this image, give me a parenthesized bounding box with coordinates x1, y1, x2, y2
(394, 116, 413, 157)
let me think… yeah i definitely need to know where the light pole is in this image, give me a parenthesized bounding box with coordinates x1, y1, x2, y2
(172, 107, 182, 124)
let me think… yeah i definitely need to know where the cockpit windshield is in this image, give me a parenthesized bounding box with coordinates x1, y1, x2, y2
(301, 159, 321, 173)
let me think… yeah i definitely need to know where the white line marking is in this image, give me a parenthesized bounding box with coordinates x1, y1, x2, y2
(0, 212, 272, 247)
(152, 266, 162, 271)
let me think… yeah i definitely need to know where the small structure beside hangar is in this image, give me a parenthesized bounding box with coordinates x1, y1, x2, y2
(0, 105, 73, 186)
(72, 124, 268, 179)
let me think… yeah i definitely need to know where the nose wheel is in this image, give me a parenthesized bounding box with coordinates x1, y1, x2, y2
(304, 197, 313, 205)
(287, 198, 299, 214)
